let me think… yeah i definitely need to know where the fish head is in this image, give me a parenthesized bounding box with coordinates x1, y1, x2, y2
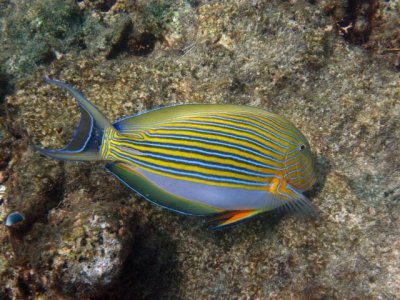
(283, 130, 317, 193)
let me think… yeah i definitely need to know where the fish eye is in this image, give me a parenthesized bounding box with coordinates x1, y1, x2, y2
(298, 144, 306, 151)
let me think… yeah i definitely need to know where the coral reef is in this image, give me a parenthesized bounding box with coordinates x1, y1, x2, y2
(0, 0, 399, 298)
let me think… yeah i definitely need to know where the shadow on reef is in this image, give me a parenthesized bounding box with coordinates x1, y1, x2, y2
(0, 68, 14, 110)
(98, 223, 182, 300)
(305, 154, 331, 203)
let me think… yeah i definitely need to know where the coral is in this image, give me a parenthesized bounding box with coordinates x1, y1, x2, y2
(84, 0, 118, 12)
(19, 194, 136, 298)
(83, 12, 133, 59)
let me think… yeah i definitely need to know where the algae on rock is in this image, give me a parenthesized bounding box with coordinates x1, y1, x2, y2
(1, 0, 83, 75)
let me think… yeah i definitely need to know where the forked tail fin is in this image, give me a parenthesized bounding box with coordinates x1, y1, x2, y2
(33, 77, 113, 161)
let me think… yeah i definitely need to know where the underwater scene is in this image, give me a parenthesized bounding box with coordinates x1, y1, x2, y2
(0, 0, 399, 299)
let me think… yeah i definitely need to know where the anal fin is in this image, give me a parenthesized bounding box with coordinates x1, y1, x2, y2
(209, 209, 262, 231)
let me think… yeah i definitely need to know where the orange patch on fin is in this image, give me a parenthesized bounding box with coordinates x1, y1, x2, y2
(210, 209, 261, 230)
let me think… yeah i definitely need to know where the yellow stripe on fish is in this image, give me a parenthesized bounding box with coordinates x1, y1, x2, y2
(33, 78, 317, 230)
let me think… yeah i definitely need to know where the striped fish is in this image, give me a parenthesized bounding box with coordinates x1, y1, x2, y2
(34, 78, 317, 230)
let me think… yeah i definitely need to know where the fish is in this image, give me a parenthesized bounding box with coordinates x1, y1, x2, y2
(4, 211, 24, 227)
(33, 78, 317, 230)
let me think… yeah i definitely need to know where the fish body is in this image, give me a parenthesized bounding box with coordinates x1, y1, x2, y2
(34, 78, 317, 229)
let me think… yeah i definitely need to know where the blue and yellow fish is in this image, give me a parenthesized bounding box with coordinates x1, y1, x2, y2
(34, 78, 317, 229)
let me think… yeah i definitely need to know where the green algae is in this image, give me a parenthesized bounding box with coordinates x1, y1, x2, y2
(1, 0, 83, 75)
(143, 0, 174, 38)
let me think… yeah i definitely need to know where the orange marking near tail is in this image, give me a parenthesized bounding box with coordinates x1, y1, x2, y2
(214, 210, 259, 228)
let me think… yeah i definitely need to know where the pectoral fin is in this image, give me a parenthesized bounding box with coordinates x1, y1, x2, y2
(209, 209, 263, 231)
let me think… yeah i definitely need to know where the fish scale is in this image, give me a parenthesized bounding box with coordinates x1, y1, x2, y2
(103, 113, 288, 187)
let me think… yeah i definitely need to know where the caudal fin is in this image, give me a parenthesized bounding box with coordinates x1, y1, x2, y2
(34, 78, 113, 161)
